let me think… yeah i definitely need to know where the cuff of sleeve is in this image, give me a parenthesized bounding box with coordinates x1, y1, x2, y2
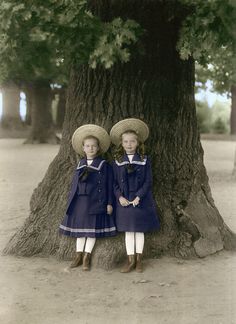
(136, 191, 143, 199)
(115, 192, 122, 199)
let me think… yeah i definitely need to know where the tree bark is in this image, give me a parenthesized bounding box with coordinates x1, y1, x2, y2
(0, 82, 22, 129)
(4, 0, 236, 268)
(23, 81, 58, 144)
(230, 85, 236, 135)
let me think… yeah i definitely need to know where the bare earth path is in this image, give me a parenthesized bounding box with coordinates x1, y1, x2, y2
(0, 139, 236, 324)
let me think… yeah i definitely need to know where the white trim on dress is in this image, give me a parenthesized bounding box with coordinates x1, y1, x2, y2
(59, 224, 116, 233)
(76, 160, 106, 171)
(115, 159, 147, 166)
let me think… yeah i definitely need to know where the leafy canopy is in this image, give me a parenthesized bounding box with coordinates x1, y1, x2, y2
(0, 0, 235, 86)
(178, 0, 236, 94)
(0, 0, 142, 84)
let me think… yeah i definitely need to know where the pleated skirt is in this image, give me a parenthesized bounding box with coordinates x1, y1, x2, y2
(59, 195, 116, 238)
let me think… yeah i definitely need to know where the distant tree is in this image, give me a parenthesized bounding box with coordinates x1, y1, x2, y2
(0, 81, 22, 129)
(0, 2, 68, 141)
(211, 100, 230, 133)
(195, 100, 212, 133)
(55, 87, 67, 130)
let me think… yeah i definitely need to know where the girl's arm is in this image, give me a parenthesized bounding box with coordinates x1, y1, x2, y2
(112, 162, 130, 206)
(107, 163, 114, 205)
(135, 158, 153, 199)
(112, 162, 123, 199)
(68, 170, 78, 197)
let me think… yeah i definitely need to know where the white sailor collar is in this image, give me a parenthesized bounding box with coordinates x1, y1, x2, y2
(76, 156, 106, 171)
(115, 153, 147, 166)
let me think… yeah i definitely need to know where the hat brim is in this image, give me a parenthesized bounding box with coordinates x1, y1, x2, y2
(72, 124, 111, 155)
(110, 118, 149, 146)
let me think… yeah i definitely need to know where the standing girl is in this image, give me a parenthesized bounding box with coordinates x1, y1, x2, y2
(59, 124, 116, 271)
(110, 118, 160, 273)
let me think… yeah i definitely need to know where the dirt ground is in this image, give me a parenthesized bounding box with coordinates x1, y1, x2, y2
(0, 138, 236, 324)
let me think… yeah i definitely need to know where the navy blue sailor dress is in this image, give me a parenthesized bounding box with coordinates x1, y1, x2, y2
(112, 153, 160, 232)
(59, 156, 116, 238)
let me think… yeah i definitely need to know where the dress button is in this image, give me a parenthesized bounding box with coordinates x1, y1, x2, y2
(98, 189, 101, 192)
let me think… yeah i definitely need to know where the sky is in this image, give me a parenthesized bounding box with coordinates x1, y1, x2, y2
(195, 80, 230, 107)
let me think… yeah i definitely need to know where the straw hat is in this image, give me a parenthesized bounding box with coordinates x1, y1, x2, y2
(72, 124, 111, 155)
(110, 118, 149, 146)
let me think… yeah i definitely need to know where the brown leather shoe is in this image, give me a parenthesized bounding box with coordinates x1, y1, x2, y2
(70, 252, 83, 268)
(120, 255, 136, 273)
(82, 252, 91, 271)
(136, 253, 143, 273)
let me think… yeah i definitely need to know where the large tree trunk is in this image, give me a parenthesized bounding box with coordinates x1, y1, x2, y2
(4, 0, 236, 268)
(0, 83, 22, 129)
(23, 81, 58, 144)
(230, 85, 236, 135)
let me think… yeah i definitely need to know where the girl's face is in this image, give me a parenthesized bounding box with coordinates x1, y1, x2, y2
(83, 138, 99, 159)
(121, 133, 138, 154)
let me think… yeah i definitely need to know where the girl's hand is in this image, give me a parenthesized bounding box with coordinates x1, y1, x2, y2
(107, 205, 113, 215)
(131, 196, 140, 207)
(119, 196, 130, 207)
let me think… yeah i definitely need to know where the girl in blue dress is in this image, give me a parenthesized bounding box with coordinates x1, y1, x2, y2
(59, 125, 116, 270)
(110, 118, 160, 273)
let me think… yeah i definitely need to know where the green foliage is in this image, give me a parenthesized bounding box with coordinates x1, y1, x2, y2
(38, 2, 142, 69)
(212, 117, 228, 133)
(0, 0, 142, 85)
(195, 63, 209, 94)
(178, 0, 236, 65)
(89, 18, 141, 69)
(195, 47, 236, 97)
(0, 1, 66, 84)
(211, 100, 230, 128)
(185, 1, 236, 99)
(196, 100, 212, 133)
(196, 99, 230, 133)
(0, 0, 235, 87)
(208, 48, 236, 94)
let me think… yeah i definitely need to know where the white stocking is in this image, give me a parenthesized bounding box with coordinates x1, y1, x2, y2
(76, 237, 86, 252)
(135, 232, 144, 254)
(125, 232, 135, 255)
(84, 237, 96, 253)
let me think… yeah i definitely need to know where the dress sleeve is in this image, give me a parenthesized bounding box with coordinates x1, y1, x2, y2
(107, 163, 114, 205)
(112, 161, 123, 199)
(67, 170, 78, 201)
(135, 158, 153, 199)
